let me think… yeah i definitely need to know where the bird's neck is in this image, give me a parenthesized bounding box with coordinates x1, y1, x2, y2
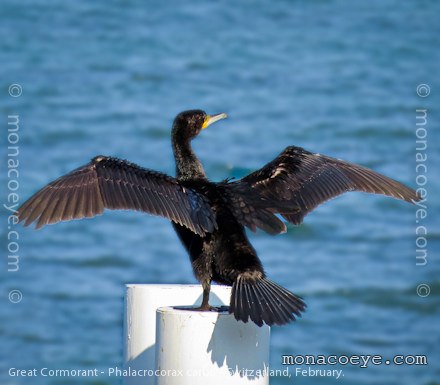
(172, 137, 207, 181)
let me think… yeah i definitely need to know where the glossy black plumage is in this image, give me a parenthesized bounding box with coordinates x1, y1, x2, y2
(18, 156, 216, 235)
(18, 110, 420, 327)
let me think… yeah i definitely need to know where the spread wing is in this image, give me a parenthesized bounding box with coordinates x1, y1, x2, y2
(223, 146, 420, 234)
(18, 156, 216, 236)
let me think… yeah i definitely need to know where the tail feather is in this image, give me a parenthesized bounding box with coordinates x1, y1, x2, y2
(241, 281, 255, 324)
(233, 277, 244, 320)
(230, 276, 306, 326)
(252, 280, 285, 325)
(257, 279, 293, 324)
(260, 279, 304, 317)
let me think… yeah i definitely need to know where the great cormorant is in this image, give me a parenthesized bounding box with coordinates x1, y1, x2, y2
(18, 110, 419, 326)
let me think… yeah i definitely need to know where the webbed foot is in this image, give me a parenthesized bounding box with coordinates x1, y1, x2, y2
(190, 304, 229, 312)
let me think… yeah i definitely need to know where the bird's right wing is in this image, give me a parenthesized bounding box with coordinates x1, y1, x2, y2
(222, 146, 419, 234)
(17, 156, 217, 236)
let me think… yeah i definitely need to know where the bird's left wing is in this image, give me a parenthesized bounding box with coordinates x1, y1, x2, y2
(17, 156, 216, 236)
(222, 146, 420, 234)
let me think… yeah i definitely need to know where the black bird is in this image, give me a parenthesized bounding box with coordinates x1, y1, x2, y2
(18, 110, 419, 327)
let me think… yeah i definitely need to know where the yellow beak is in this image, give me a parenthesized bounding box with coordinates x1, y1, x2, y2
(202, 112, 228, 129)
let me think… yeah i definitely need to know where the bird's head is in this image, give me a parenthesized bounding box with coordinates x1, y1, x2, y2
(172, 110, 228, 141)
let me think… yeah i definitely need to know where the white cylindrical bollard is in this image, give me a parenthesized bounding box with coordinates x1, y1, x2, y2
(123, 284, 233, 385)
(155, 306, 270, 385)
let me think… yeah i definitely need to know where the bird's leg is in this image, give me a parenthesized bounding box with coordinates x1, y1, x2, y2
(196, 281, 214, 311)
(200, 282, 211, 310)
(188, 281, 216, 312)
(184, 281, 228, 312)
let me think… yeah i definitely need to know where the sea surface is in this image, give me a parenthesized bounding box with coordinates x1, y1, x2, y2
(1, 1, 439, 384)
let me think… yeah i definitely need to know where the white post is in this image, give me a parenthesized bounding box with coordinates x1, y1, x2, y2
(124, 284, 231, 384)
(156, 306, 270, 385)
(123, 284, 270, 385)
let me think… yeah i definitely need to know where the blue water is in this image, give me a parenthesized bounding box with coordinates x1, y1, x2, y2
(1, 0, 439, 384)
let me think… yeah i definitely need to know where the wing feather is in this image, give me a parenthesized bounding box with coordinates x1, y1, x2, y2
(224, 146, 420, 231)
(18, 156, 216, 236)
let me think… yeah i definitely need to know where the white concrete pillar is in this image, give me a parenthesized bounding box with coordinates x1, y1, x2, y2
(155, 306, 270, 385)
(123, 284, 231, 385)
